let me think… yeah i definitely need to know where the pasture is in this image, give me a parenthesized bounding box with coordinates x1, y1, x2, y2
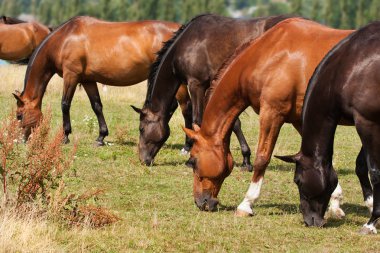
(0, 64, 379, 252)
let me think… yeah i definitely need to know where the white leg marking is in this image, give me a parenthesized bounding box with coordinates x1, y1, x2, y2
(365, 196, 373, 214)
(237, 178, 263, 215)
(327, 183, 346, 219)
(360, 223, 377, 235)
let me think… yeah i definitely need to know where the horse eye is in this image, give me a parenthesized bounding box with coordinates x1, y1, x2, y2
(139, 127, 144, 133)
(16, 114, 23, 121)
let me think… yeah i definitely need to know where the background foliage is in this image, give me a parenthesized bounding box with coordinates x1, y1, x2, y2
(0, 0, 379, 28)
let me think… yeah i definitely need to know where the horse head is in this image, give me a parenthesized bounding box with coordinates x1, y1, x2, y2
(13, 90, 42, 141)
(275, 153, 338, 227)
(132, 105, 170, 166)
(183, 125, 234, 212)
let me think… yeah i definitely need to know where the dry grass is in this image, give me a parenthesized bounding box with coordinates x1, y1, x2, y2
(0, 207, 62, 253)
(1, 64, 380, 252)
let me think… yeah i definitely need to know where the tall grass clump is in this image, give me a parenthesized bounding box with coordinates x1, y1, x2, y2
(0, 108, 119, 234)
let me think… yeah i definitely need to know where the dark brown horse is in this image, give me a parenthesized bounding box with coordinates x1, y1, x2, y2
(0, 16, 50, 61)
(183, 18, 357, 218)
(277, 21, 380, 234)
(13, 16, 181, 145)
(133, 14, 296, 169)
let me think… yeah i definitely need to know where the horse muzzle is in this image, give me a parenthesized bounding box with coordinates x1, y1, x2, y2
(194, 194, 219, 212)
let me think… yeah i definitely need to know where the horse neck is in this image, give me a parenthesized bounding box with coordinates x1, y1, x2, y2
(301, 97, 338, 167)
(201, 72, 248, 146)
(145, 47, 180, 117)
(22, 49, 54, 109)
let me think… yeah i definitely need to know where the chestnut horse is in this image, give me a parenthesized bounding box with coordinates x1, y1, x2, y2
(13, 16, 181, 145)
(277, 21, 380, 234)
(183, 18, 362, 218)
(0, 16, 50, 61)
(133, 14, 296, 168)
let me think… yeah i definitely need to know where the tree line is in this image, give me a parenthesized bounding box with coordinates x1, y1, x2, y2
(0, 0, 379, 29)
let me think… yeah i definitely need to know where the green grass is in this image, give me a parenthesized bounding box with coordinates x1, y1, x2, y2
(1, 65, 380, 252)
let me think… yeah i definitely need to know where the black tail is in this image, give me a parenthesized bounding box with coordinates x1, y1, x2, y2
(8, 58, 29, 65)
(0, 16, 27, 24)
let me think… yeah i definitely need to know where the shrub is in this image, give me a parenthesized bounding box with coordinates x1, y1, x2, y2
(0, 108, 120, 228)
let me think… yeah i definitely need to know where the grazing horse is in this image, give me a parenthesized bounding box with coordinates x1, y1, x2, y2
(276, 21, 380, 234)
(133, 14, 296, 169)
(0, 16, 50, 61)
(13, 16, 181, 145)
(183, 18, 360, 218)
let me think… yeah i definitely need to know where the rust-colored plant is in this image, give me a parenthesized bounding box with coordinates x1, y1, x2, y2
(0, 108, 119, 228)
(0, 111, 23, 203)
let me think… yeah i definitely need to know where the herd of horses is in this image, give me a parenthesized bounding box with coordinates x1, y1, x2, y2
(2, 13, 380, 234)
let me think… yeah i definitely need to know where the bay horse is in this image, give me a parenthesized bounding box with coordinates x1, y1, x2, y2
(0, 16, 50, 61)
(276, 21, 380, 234)
(13, 16, 181, 145)
(183, 18, 364, 219)
(133, 14, 296, 169)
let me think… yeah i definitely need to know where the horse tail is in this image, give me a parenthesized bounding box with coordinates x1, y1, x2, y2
(145, 14, 211, 105)
(1, 16, 27, 24)
(9, 58, 30, 65)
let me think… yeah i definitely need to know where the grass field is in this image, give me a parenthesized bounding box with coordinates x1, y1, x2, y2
(1, 64, 380, 252)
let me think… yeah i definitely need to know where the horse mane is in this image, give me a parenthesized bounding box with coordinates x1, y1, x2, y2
(22, 16, 81, 94)
(145, 13, 212, 106)
(1, 16, 27, 24)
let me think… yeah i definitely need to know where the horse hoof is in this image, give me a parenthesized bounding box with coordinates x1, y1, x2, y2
(180, 148, 189, 156)
(95, 140, 105, 147)
(235, 209, 254, 217)
(62, 136, 70, 144)
(327, 207, 345, 220)
(240, 164, 253, 172)
(359, 224, 377, 235)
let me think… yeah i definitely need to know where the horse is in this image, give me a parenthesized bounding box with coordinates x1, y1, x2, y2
(276, 21, 380, 234)
(0, 16, 50, 61)
(132, 14, 297, 169)
(13, 16, 181, 145)
(182, 18, 365, 220)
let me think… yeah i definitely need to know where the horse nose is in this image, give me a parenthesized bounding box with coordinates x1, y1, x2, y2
(144, 158, 153, 166)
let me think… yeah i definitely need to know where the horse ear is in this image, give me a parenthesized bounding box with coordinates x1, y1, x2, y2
(12, 91, 24, 105)
(130, 105, 143, 114)
(182, 126, 199, 142)
(274, 153, 301, 163)
(193, 124, 200, 132)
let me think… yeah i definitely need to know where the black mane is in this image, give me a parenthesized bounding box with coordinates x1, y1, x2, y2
(145, 14, 211, 106)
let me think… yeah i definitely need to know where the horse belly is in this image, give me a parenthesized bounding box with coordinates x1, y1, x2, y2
(85, 59, 150, 86)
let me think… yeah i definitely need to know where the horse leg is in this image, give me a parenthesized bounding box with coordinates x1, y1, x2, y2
(236, 107, 284, 216)
(355, 117, 380, 234)
(359, 151, 380, 235)
(356, 147, 373, 213)
(232, 118, 253, 172)
(176, 84, 193, 155)
(188, 79, 206, 126)
(61, 73, 78, 144)
(82, 82, 109, 146)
